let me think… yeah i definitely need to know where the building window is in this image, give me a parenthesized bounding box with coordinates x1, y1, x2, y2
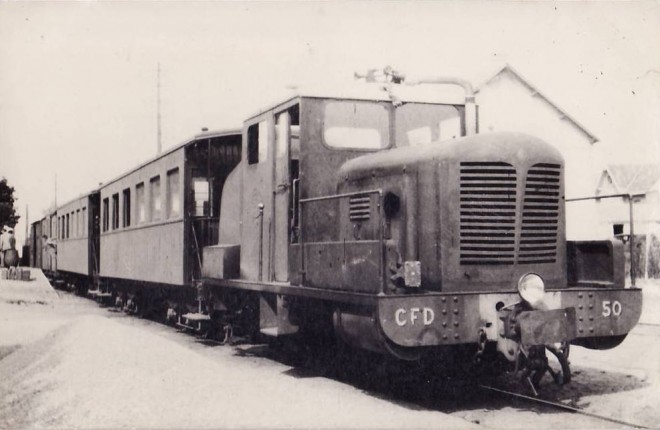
(102, 198, 109, 232)
(123, 188, 131, 227)
(150, 176, 161, 221)
(167, 168, 180, 218)
(247, 121, 268, 165)
(613, 224, 624, 236)
(112, 193, 120, 229)
(66, 213, 70, 238)
(136, 183, 145, 224)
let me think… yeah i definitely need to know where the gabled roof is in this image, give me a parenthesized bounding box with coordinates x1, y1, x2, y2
(601, 164, 660, 195)
(475, 64, 599, 144)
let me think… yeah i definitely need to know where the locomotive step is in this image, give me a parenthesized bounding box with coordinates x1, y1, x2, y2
(181, 312, 211, 321)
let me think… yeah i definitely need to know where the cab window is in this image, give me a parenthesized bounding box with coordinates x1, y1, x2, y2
(323, 101, 389, 150)
(395, 104, 462, 147)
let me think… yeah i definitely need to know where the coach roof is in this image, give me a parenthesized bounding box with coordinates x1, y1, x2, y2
(97, 128, 240, 191)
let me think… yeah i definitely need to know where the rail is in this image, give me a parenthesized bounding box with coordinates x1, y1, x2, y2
(479, 384, 649, 429)
(299, 189, 384, 289)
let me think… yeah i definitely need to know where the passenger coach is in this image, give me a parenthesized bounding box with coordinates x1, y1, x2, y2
(92, 129, 241, 311)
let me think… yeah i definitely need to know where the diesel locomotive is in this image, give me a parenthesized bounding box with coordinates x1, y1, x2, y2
(31, 68, 642, 386)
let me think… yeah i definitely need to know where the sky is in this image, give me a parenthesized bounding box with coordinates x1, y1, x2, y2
(1, 1, 659, 249)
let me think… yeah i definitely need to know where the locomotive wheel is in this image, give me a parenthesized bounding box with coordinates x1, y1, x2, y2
(531, 343, 571, 387)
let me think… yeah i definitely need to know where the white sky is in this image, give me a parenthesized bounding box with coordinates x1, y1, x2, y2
(1, 1, 659, 248)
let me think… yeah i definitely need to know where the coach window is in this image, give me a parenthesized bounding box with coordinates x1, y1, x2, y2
(193, 178, 209, 216)
(77, 209, 81, 236)
(82, 207, 87, 236)
(122, 188, 131, 227)
(150, 176, 161, 221)
(102, 198, 109, 232)
(136, 183, 145, 224)
(247, 120, 269, 165)
(167, 168, 180, 219)
(112, 193, 120, 229)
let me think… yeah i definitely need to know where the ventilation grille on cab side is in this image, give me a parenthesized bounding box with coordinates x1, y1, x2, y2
(349, 195, 371, 221)
(520, 163, 560, 264)
(459, 162, 517, 265)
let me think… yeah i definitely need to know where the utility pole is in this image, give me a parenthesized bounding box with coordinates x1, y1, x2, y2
(54, 173, 57, 240)
(157, 62, 162, 154)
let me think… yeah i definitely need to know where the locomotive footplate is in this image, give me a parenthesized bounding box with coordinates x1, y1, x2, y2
(377, 288, 642, 349)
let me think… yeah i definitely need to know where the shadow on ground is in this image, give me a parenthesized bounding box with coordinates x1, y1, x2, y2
(232, 336, 648, 416)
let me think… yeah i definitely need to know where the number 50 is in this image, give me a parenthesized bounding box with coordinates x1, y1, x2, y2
(602, 300, 622, 317)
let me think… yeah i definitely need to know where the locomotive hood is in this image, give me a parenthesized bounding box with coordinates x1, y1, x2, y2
(338, 132, 564, 182)
(336, 131, 567, 294)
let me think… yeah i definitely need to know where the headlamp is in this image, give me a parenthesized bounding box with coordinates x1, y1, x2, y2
(518, 273, 545, 308)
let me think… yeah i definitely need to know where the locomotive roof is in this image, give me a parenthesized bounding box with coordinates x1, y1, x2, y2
(245, 82, 467, 121)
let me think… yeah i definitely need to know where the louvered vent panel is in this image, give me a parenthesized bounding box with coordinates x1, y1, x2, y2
(349, 195, 371, 221)
(520, 163, 561, 264)
(460, 162, 517, 265)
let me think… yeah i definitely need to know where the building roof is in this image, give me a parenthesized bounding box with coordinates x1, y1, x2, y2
(603, 164, 660, 195)
(475, 64, 599, 144)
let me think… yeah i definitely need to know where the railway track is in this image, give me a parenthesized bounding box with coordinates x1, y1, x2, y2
(479, 384, 649, 429)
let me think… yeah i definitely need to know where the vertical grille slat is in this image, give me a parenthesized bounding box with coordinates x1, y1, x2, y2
(520, 163, 561, 264)
(459, 160, 561, 266)
(460, 162, 516, 265)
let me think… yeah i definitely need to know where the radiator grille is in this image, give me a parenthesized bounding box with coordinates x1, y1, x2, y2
(459, 162, 517, 265)
(349, 195, 371, 221)
(520, 163, 560, 264)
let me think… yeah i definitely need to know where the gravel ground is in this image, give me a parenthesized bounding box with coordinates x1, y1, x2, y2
(0, 271, 477, 429)
(0, 271, 659, 429)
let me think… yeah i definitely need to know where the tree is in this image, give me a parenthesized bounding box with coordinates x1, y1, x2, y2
(0, 178, 20, 228)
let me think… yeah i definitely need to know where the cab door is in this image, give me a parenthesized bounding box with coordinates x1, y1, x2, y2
(273, 104, 300, 282)
(241, 114, 275, 281)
